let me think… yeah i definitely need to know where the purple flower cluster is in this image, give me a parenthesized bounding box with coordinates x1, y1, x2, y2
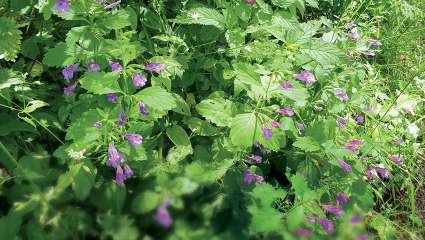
(53, 0, 70, 12)
(336, 192, 349, 204)
(242, 169, 264, 184)
(322, 204, 344, 217)
(277, 107, 294, 116)
(139, 101, 149, 116)
(109, 61, 122, 72)
(262, 126, 272, 140)
(365, 166, 390, 180)
(124, 133, 143, 146)
(64, 82, 78, 96)
(280, 81, 294, 90)
(115, 111, 128, 126)
(87, 61, 101, 72)
(335, 88, 349, 101)
(294, 70, 316, 84)
(132, 73, 148, 88)
(389, 155, 403, 165)
(345, 138, 362, 153)
(107, 93, 118, 103)
(154, 199, 173, 228)
(144, 61, 166, 73)
(246, 154, 262, 164)
(338, 158, 352, 173)
(62, 64, 79, 80)
(107, 144, 133, 184)
(337, 116, 347, 129)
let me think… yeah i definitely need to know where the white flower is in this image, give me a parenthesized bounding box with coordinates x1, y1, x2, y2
(68, 149, 86, 160)
(407, 123, 420, 138)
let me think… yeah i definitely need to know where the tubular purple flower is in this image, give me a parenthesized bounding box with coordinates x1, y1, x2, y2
(246, 154, 262, 164)
(124, 133, 143, 146)
(53, 0, 70, 12)
(115, 112, 127, 126)
(262, 127, 272, 140)
(132, 73, 148, 88)
(365, 167, 379, 180)
(144, 61, 166, 73)
(367, 50, 376, 56)
(277, 108, 294, 116)
(369, 39, 382, 46)
(295, 228, 311, 237)
(317, 217, 334, 233)
(338, 158, 352, 173)
(337, 116, 347, 129)
(350, 214, 361, 224)
(355, 114, 365, 124)
(297, 123, 305, 130)
(347, 139, 363, 145)
(107, 143, 124, 168)
(347, 31, 359, 40)
(123, 164, 133, 178)
(106, 93, 118, 103)
(271, 121, 281, 128)
(87, 61, 100, 72)
(345, 145, 360, 153)
(306, 215, 315, 224)
(62, 64, 79, 80)
(139, 101, 149, 116)
(376, 167, 390, 179)
(280, 81, 294, 90)
(115, 165, 126, 184)
(294, 70, 316, 84)
(322, 204, 344, 217)
(357, 234, 369, 240)
(335, 88, 349, 101)
(64, 82, 78, 96)
(109, 61, 122, 72)
(94, 121, 102, 128)
(389, 155, 403, 165)
(336, 193, 349, 204)
(345, 21, 356, 29)
(105, 0, 121, 10)
(254, 141, 268, 154)
(242, 169, 264, 184)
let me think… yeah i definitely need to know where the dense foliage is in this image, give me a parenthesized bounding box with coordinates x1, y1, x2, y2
(0, 0, 424, 239)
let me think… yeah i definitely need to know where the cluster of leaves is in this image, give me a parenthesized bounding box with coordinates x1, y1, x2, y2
(0, 0, 423, 239)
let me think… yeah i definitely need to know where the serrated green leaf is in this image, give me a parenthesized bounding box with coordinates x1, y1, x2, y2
(65, 109, 101, 145)
(300, 41, 344, 66)
(230, 112, 260, 148)
(293, 136, 321, 152)
(43, 42, 81, 67)
(175, 7, 225, 29)
(196, 98, 237, 127)
(101, 9, 131, 30)
(186, 117, 220, 136)
(79, 72, 121, 95)
(134, 86, 177, 116)
(233, 62, 261, 86)
(0, 17, 22, 61)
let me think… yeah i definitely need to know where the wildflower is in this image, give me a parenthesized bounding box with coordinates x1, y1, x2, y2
(124, 133, 143, 146)
(106, 93, 118, 103)
(375, 167, 390, 179)
(389, 155, 403, 165)
(345, 145, 360, 153)
(338, 159, 352, 173)
(337, 116, 347, 129)
(94, 121, 102, 128)
(335, 88, 349, 101)
(62, 64, 79, 80)
(254, 141, 268, 154)
(322, 204, 344, 217)
(355, 114, 364, 124)
(115, 112, 127, 126)
(139, 101, 149, 116)
(347, 139, 363, 145)
(357, 234, 369, 240)
(277, 108, 294, 116)
(244, 0, 256, 4)
(350, 214, 361, 224)
(123, 164, 133, 178)
(246, 154, 262, 164)
(365, 167, 379, 180)
(345, 21, 356, 29)
(107, 143, 124, 168)
(87, 61, 101, 72)
(392, 136, 404, 145)
(109, 61, 122, 72)
(294, 70, 316, 84)
(336, 193, 349, 204)
(347, 31, 359, 40)
(154, 204, 173, 228)
(306, 215, 315, 224)
(369, 39, 382, 46)
(132, 73, 148, 88)
(64, 82, 78, 96)
(280, 81, 294, 90)
(366, 50, 376, 56)
(53, 0, 70, 12)
(115, 165, 126, 184)
(317, 217, 334, 233)
(242, 169, 264, 184)
(271, 121, 281, 128)
(295, 228, 311, 237)
(262, 127, 272, 140)
(297, 123, 305, 130)
(144, 61, 166, 73)
(105, 0, 121, 10)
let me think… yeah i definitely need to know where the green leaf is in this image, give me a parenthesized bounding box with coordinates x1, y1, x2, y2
(73, 163, 96, 201)
(22, 100, 49, 113)
(134, 86, 177, 117)
(100, 9, 131, 30)
(174, 7, 226, 29)
(186, 117, 220, 136)
(65, 109, 101, 145)
(293, 136, 321, 152)
(172, 94, 191, 116)
(79, 72, 121, 95)
(274, 85, 309, 107)
(230, 112, 260, 148)
(43, 42, 81, 67)
(0, 17, 22, 61)
(300, 41, 344, 66)
(166, 145, 193, 164)
(196, 98, 237, 127)
(55, 163, 82, 194)
(0, 69, 23, 90)
(131, 191, 160, 214)
(166, 125, 191, 146)
(233, 62, 262, 86)
(99, 213, 139, 240)
(290, 173, 310, 200)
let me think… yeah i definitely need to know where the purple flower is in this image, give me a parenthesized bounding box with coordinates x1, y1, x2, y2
(254, 141, 268, 154)
(366, 50, 376, 56)
(345, 145, 360, 153)
(365, 167, 379, 180)
(144, 61, 166, 73)
(271, 121, 281, 128)
(336, 193, 349, 204)
(317, 217, 334, 233)
(139, 101, 149, 116)
(154, 205, 173, 228)
(107, 93, 118, 103)
(337, 116, 347, 129)
(297, 123, 305, 130)
(105, 0, 121, 10)
(355, 114, 364, 124)
(277, 108, 294, 116)
(53, 0, 70, 12)
(123, 164, 133, 178)
(109, 61, 122, 72)
(124, 133, 143, 146)
(281, 81, 294, 90)
(294, 70, 316, 84)
(357, 234, 369, 240)
(376, 167, 390, 179)
(64, 82, 78, 96)
(242, 169, 264, 184)
(262, 127, 272, 140)
(116, 111, 127, 126)
(107, 143, 124, 168)
(295, 228, 311, 237)
(345, 21, 356, 29)
(115, 165, 126, 184)
(347, 31, 359, 40)
(347, 139, 363, 145)
(335, 88, 349, 101)
(132, 73, 148, 88)
(392, 136, 404, 145)
(306, 215, 315, 224)
(389, 155, 403, 165)
(62, 64, 79, 80)
(350, 214, 362, 224)
(338, 158, 352, 173)
(87, 61, 101, 72)
(322, 204, 344, 217)
(246, 154, 262, 164)
(369, 39, 382, 46)
(94, 121, 102, 128)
